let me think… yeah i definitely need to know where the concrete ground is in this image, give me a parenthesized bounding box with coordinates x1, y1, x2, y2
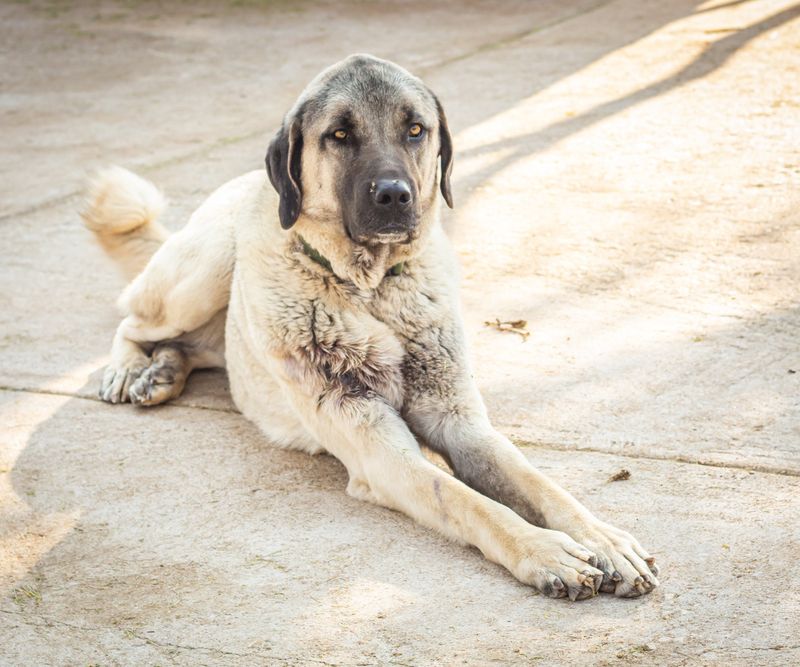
(1, 0, 799, 664)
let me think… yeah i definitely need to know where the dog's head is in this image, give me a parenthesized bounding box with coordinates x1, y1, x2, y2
(266, 54, 453, 283)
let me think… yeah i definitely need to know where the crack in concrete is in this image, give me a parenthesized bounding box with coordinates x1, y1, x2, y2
(0, 384, 237, 414)
(2, 384, 797, 478)
(511, 437, 800, 478)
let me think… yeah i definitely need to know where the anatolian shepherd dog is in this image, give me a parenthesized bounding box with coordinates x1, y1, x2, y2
(82, 54, 659, 601)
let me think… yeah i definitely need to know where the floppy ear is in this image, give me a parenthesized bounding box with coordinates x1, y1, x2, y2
(434, 95, 454, 209)
(265, 115, 304, 229)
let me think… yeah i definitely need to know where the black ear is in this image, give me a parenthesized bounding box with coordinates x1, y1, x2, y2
(434, 95, 454, 209)
(266, 115, 304, 229)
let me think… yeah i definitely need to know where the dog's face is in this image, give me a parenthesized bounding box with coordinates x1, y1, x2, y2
(266, 54, 453, 246)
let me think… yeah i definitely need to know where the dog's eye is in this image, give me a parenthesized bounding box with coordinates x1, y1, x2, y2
(408, 124, 424, 138)
(333, 129, 348, 141)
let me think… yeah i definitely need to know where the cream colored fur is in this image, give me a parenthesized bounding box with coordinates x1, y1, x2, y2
(81, 57, 660, 601)
(81, 166, 170, 281)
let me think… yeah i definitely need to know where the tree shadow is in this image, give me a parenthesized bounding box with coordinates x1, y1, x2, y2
(453, 3, 800, 197)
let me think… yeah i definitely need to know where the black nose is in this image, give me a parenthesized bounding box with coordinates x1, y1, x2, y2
(373, 179, 412, 209)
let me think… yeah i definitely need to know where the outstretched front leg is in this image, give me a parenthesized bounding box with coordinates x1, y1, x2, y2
(401, 324, 661, 598)
(412, 405, 661, 597)
(265, 353, 606, 601)
(87, 169, 248, 405)
(233, 273, 606, 600)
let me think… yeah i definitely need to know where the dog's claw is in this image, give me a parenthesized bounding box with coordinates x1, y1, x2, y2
(645, 557, 660, 577)
(562, 520, 661, 598)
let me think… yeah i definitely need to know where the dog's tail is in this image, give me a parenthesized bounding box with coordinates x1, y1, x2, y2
(80, 166, 170, 281)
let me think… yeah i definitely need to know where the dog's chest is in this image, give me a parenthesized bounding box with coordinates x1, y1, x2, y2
(278, 284, 406, 409)
(367, 276, 463, 402)
(256, 262, 460, 409)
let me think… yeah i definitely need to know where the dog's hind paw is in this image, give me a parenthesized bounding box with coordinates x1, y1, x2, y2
(99, 363, 146, 404)
(128, 345, 188, 407)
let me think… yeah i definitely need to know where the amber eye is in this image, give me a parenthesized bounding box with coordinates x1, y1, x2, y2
(408, 123, 423, 138)
(333, 129, 348, 140)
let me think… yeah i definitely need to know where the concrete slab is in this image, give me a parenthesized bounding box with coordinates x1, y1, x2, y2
(2, 0, 800, 664)
(2, 0, 798, 471)
(437, 0, 800, 474)
(2, 390, 799, 666)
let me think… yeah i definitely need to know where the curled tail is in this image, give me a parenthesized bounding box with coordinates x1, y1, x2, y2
(80, 166, 169, 281)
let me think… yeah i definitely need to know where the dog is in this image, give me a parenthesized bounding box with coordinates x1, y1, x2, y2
(81, 54, 659, 600)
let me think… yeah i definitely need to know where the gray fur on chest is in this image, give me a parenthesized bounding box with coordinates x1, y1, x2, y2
(369, 274, 464, 402)
(273, 262, 462, 412)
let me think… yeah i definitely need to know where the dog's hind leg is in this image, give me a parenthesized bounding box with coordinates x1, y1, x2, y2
(128, 309, 227, 407)
(100, 278, 228, 405)
(100, 314, 179, 404)
(100, 323, 151, 404)
(95, 174, 253, 404)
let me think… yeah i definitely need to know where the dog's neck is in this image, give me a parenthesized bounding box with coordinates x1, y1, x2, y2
(289, 203, 440, 290)
(297, 234, 405, 278)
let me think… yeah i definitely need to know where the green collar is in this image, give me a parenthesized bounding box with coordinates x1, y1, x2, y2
(298, 235, 334, 273)
(298, 235, 405, 278)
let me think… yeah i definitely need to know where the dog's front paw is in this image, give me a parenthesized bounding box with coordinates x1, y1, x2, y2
(99, 363, 146, 404)
(513, 529, 604, 601)
(568, 519, 660, 598)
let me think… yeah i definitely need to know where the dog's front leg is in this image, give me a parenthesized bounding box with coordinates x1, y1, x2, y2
(408, 396, 661, 598)
(268, 362, 604, 601)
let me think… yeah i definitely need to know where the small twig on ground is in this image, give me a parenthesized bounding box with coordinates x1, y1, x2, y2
(484, 318, 530, 341)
